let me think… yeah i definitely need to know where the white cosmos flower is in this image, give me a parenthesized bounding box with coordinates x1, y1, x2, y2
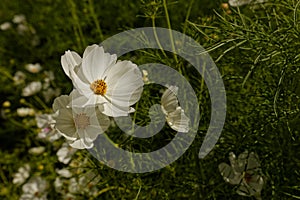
(219, 151, 265, 199)
(17, 107, 35, 117)
(25, 63, 42, 73)
(20, 176, 48, 200)
(12, 164, 31, 185)
(56, 142, 77, 164)
(53, 92, 110, 149)
(61, 44, 144, 117)
(35, 113, 61, 142)
(13, 71, 26, 85)
(22, 81, 42, 96)
(0, 22, 12, 31)
(161, 86, 189, 133)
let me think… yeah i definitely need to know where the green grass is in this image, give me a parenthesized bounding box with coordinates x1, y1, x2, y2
(0, 0, 299, 199)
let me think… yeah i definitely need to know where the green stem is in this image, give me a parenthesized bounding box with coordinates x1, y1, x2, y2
(183, 0, 195, 35)
(163, 0, 178, 63)
(151, 17, 168, 59)
(88, 0, 104, 41)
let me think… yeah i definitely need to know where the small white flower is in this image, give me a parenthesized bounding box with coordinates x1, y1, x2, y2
(56, 142, 77, 164)
(53, 92, 110, 149)
(219, 151, 265, 199)
(61, 44, 144, 117)
(56, 168, 72, 178)
(25, 63, 42, 73)
(17, 107, 35, 117)
(68, 170, 100, 196)
(12, 14, 26, 24)
(161, 86, 189, 132)
(17, 24, 29, 34)
(12, 164, 31, 185)
(228, 0, 267, 7)
(0, 22, 12, 31)
(22, 81, 42, 96)
(42, 88, 61, 102)
(20, 176, 48, 200)
(28, 146, 46, 155)
(36, 113, 61, 142)
(13, 71, 26, 85)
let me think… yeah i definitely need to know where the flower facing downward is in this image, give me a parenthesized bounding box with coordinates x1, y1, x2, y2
(219, 151, 265, 199)
(161, 86, 189, 133)
(61, 44, 144, 117)
(53, 92, 110, 149)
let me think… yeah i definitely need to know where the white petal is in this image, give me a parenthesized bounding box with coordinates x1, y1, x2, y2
(246, 152, 261, 171)
(55, 108, 77, 140)
(105, 60, 144, 107)
(166, 107, 190, 132)
(61, 50, 81, 78)
(101, 103, 135, 117)
(82, 45, 117, 82)
(53, 95, 70, 112)
(161, 86, 179, 115)
(69, 138, 93, 149)
(229, 151, 248, 173)
(218, 163, 243, 185)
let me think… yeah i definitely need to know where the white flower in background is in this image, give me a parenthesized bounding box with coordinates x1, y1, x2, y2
(25, 63, 42, 73)
(42, 71, 55, 89)
(28, 146, 46, 155)
(219, 150, 265, 199)
(20, 176, 48, 200)
(0, 22, 12, 31)
(12, 14, 26, 24)
(161, 86, 189, 133)
(53, 92, 110, 149)
(13, 71, 26, 85)
(61, 44, 144, 117)
(17, 24, 29, 34)
(56, 168, 72, 178)
(68, 170, 100, 197)
(36, 113, 61, 142)
(17, 107, 35, 117)
(42, 88, 61, 102)
(22, 81, 42, 96)
(56, 142, 77, 164)
(12, 164, 31, 185)
(229, 0, 267, 7)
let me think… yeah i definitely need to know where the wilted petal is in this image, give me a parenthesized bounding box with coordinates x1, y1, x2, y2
(166, 107, 189, 132)
(247, 152, 261, 171)
(161, 86, 179, 115)
(219, 163, 243, 185)
(229, 151, 248, 173)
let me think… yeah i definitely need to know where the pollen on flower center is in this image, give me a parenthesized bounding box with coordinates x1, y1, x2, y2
(74, 113, 90, 129)
(90, 79, 107, 95)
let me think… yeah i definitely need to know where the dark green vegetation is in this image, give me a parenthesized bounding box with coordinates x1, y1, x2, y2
(0, 0, 299, 199)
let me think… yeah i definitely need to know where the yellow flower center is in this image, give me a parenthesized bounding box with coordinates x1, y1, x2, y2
(74, 113, 90, 129)
(90, 79, 107, 95)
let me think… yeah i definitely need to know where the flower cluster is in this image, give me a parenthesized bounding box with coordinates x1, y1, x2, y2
(54, 44, 144, 149)
(54, 44, 190, 149)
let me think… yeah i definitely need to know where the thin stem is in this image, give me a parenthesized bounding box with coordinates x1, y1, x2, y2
(163, 0, 178, 63)
(151, 17, 168, 59)
(183, 0, 195, 35)
(87, 0, 104, 41)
